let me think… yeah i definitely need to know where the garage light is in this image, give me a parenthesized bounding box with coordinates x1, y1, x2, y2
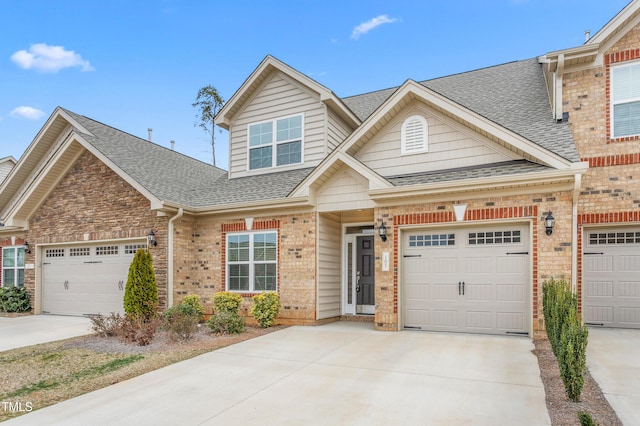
(544, 212, 555, 236)
(22, 241, 31, 254)
(378, 221, 387, 242)
(147, 230, 158, 247)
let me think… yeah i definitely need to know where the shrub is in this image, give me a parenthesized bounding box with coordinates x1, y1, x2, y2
(164, 302, 201, 340)
(251, 291, 281, 328)
(212, 291, 243, 314)
(207, 311, 245, 334)
(181, 294, 205, 320)
(0, 286, 31, 313)
(578, 411, 597, 426)
(90, 312, 124, 337)
(121, 313, 161, 346)
(124, 249, 158, 320)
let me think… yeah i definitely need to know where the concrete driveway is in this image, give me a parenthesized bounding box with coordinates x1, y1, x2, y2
(587, 327, 640, 426)
(0, 315, 92, 351)
(5, 322, 549, 425)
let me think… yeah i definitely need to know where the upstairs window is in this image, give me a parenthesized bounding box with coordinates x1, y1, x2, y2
(611, 62, 640, 138)
(248, 114, 303, 170)
(2, 247, 25, 288)
(401, 115, 428, 155)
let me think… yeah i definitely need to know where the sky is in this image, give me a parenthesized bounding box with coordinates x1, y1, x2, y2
(0, 0, 632, 170)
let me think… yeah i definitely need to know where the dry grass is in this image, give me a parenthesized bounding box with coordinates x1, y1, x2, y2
(0, 326, 285, 422)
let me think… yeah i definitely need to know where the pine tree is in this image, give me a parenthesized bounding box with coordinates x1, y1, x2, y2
(124, 249, 158, 320)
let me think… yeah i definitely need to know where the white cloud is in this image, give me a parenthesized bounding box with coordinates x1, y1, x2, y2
(10, 106, 45, 120)
(351, 15, 398, 40)
(11, 43, 94, 73)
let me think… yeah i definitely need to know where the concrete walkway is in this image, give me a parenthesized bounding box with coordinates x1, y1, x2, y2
(5, 322, 550, 426)
(0, 315, 92, 351)
(587, 328, 640, 426)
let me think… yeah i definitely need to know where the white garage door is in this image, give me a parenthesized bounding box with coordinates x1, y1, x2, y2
(583, 228, 640, 329)
(42, 241, 146, 316)
(403, 225, 530, 336)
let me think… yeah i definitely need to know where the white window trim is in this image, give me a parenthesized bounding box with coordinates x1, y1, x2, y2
(2, 246, 25, 288)
(247, 113, 304, 171)
(611, 60, 640, 139)
(226, 230, 278, 293)
(401, 115, 428, 155)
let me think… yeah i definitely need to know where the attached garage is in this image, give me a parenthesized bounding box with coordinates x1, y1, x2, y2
(42, 241, 146, 316)
(402, 225, 530, 336)
(583, 228, 640, 329)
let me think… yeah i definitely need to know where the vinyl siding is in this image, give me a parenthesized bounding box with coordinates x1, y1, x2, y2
(317, 213, 342, 319)
(0, 161, 14, 184)
(327, 108, 354, 153)
(317, 167, 375, 212)
(228, 72, 328, 179)
(356, 104, 517, 177)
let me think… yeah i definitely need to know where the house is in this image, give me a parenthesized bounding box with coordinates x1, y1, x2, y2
(1, 1, 639, 336)
(0, 156, 16, 184)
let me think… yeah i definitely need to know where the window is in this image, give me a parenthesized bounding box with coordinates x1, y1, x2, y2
(401, 115, 428, 155)
(227, 231, 277, 292)
(248, 114, 303, 170)
(2, 247, 25, 288)
(468, 230, 521, 245)
(589, 231, 640, 245)
(408, 233, 454, 247)
(611, 62, 640, 138)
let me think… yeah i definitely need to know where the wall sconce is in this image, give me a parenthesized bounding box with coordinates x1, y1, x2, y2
(544, 212, 555, 236)
(378, 221, 387, 242)
(22, 241, 31, 254)
(147, 230, 158, 247)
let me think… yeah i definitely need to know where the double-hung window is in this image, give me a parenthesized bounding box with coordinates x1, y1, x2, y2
(2, 247, 25, 287)
(611, 61, 640, 138)
(248, 114, 303, 170)
(227, 231, 277, 292)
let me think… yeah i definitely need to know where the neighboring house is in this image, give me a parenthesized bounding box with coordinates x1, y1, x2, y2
(0, 2, 638, 337)
(0, 156, 16, 184)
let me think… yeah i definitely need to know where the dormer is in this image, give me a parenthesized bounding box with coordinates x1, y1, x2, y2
(215, 56, 360, 179)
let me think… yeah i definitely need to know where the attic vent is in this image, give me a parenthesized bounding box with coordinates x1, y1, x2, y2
(401, 115, 428, 155)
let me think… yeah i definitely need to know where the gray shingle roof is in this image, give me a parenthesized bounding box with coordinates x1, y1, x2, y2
(342, 58, 579, 162)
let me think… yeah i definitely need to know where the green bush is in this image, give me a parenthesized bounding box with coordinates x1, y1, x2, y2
(207, 311, 245, 334)
(181, 294, 205, 320)
(163, 303, 201, 340)
(124, 249, 158, 320)
(578, 411, 597, 426)
(0, 286, 31, 313)
(542, 278, 589, 402)
(212, 291, 243, 314)
(251, 291, 281, 328)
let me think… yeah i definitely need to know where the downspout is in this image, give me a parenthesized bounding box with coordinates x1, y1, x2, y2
(167, 207, 184, 307)
(571, 174, 582, 293)
(554, 54, 565, 121)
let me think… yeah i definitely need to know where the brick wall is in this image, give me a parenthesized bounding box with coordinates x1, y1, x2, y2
(25, 150, 169, 310)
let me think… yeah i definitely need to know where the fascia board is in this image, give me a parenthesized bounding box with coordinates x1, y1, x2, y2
(588, 0, 640, 45)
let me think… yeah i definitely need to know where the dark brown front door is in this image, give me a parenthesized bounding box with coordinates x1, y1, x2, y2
(356, 236, 375, 307)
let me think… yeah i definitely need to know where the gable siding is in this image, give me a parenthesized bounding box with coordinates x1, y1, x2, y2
(317, 167, 374, 212)
(327, 108, 354, 153)
(317, 213, 342, 319)
(0, 161, 14, 183)
(228, 72, 327, 179)
(356, 104, 517, 177)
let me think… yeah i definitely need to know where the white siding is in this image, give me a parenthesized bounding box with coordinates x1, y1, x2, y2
(0, 160, 14, 183)
(356, 104, 517, 177)
(317, 167, 375, 212)
(327, 108, 354, 153)
(228, 72, 328, 179)
(317, 213, 342, 319)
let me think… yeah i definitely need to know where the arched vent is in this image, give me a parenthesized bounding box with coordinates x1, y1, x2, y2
(401, 115, 428, 155)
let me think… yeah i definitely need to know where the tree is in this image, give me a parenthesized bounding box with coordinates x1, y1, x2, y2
(192, 85, 225, 167)
(123, 249, 158, 320)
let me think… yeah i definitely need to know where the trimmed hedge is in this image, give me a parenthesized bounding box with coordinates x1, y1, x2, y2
(0, 286, 31, 313)
(251, 291, 281, 328)
(542, 278, 589, 402)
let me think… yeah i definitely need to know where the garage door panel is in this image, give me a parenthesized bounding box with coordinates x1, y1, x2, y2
(619, 307, 640, 325)
(619, 255, 640, 271)
(496, 312, 524, 330)
(496, 284, 524, 302)
(466, 284, 493, 302)
(466, 311, 492, 329)
(585, 256, 614, 272)
(497, 256, 525, 273)
(585, 281, 614, 297)
(466, 257, 492, 273)
(406, 309, 430, 326)
(433, 310, 458, 327)
(432, 257, 457, 273)
(619, 281, 640, 298)
(433, 283, 457, 301)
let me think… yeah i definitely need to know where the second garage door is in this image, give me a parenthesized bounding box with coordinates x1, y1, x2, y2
(403, 225, 530, 336)
(42, 241, 147, 316)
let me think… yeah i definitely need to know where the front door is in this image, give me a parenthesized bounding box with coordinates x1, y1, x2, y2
(356, 235, 375, 314)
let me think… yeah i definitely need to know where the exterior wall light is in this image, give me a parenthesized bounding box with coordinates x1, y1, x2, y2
(378, 221, 387, 242)
(544, 212, 555, 236)
(147, 230, 158, 247)
(22, 241, 31, 254)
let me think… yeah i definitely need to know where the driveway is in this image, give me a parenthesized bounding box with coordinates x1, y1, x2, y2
(4, 322, 549, 425)
(587, 327, 640, 426)
(0, 315, 92, 351)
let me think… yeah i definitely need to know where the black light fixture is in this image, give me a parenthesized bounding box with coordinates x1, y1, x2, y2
(544, 212, 555, 236)
(378, 221, 387, 242)
(147, 230, 157, 247)
(22, 241, 31, 254)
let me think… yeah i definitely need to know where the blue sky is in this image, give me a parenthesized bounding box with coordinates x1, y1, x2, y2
(0, 0, 631, 170)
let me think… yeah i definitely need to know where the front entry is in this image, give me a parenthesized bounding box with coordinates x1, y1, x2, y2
(344, 231, 376, 315)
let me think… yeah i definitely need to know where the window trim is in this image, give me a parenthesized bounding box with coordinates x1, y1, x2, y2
(247, 113, 304, 170)
(401, 115, 428, 155)
(610, 60, 640, 139)
(226, 230, 278, 293)
(2, 246, 25, 288)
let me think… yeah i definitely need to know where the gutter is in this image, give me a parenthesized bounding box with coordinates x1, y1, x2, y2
(167, 207, 184, 307)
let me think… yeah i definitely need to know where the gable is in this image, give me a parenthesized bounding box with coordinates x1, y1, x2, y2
(316, 166, 375, 212)
(355, 102, 520, 177)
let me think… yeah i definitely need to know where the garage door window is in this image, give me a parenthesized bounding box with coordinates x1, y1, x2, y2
(125, 244, 147, 254)
(70, 247, 90, 257)
(2, 247, 25, 288)
(468, 230, 521, 245)
(588, 231, 640, 245)
(408, 233, 455, 247)
(227, 231, 277, 292)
